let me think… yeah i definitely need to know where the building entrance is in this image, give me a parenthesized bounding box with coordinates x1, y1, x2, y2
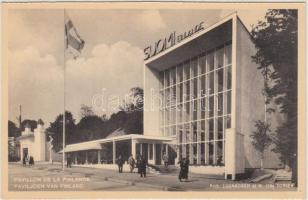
(22, 148, 28, 158)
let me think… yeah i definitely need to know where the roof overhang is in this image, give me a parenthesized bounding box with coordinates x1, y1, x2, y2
(61, 134, 173, 153)
(145, 14, 234, 71)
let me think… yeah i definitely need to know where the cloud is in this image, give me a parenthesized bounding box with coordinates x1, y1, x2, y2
(8, 47, 64, 124)
(138, 10, 167, 32)
(9, 41, 144, 124)
(65, 41, 144, 120)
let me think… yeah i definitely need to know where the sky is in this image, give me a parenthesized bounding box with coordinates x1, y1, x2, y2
(8, 8, 268, 125)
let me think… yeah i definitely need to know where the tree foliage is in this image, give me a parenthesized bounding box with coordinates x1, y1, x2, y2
(47, 87, 144, 151)
(251, 9, 297, 164)
(8, 120, 20, 138)
(21, 119, 37, 132)
(250, 120, 272, 157)
(46, 111, 76, 152)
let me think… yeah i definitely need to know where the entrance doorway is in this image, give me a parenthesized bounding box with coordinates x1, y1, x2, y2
(22, 148, 28, 159)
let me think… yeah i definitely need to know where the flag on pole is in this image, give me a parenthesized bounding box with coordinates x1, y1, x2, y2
(65, 13, 85, 57)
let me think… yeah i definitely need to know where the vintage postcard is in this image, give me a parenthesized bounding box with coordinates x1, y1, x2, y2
(1, 2, 306, 199)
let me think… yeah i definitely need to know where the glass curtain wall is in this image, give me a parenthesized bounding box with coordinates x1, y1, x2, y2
(159, 41, 232, 166)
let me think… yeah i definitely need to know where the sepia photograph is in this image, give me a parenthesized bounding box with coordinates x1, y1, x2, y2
(1, 2, 306, 199)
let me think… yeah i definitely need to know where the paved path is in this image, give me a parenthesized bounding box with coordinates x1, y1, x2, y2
(8, 163, 296, 191)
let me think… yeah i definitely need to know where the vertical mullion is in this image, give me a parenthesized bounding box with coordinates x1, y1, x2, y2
(197, 56, 201, 165)
(213, 48, 218, 165)
(189, 58, 193, 164)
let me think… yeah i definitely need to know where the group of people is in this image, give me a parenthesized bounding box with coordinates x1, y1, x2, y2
(116, 154, 147, 177)
(22, 155, 34, 167)
(116, 154, 190, 182)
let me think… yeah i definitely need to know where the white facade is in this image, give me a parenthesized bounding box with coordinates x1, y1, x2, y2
(143, 14, 282, 179)
(18, 123, 46, 162)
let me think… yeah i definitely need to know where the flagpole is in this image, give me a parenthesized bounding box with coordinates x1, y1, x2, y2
(62, 8, 66, 171)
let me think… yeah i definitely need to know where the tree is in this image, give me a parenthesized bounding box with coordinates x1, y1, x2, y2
(21, 119, 37, 131)
(76, 115, 106, 142)
(250, 120, 272, 169)
(251, 9, 297, 183)
(80, 104, 95, 118)
(46, 111, 76, 152)
(119, 87, 144, 112)
(8, 120, 20, 138)
(119, 87, 144, 134)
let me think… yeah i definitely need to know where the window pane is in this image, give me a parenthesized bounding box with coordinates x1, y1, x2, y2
(184, 61, 190, 80)
(225, 43, 232, 65)
(178, 125, 183, 142)
(165, 88, 171, 107)
(206, 50, 214, 71)
(218, 117, 223, 139)
(199, 54, 206, 74)
(216, 141, 224, 166)
(171, 107, 176, 124)
(173, 86, 176, 105)
(209, 96, 214, 117)
(227, 66, 232, 90)
(159, 71, 164, 89)
(177, 104, 183, 123)
(180, 83, 183, 103)
(185, 123, 190, 142)
(217, 68, 224, 92)
(171, 67, 176, 85)
(209, 119, 214, 140)
(201, 97, 206, 119)
(191, 58, 198, 77)
(216, 47, 224, 68)
(200, 75, 206, 96)
(201, 120, 206, 141)
(149, 144, 153, 160)
(165, 70, 170, 87)
(201, 142, 205, 165)
(209, 142, 214, 165)
(193, 78, 198, 98)
(209, 72, 214, 95)
(185, 102, 190, 122)
(177, 64, 183, 82)
(193, 100, 197, 121)
(192, 122, 197, 142)
(185, 81, 190, 101)
(227, 91, 231, 114)
(218, 93, 223, 116)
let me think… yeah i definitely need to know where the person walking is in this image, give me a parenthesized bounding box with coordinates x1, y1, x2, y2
(178, 157, 189, 182)
(128, 154, 135, 173)
(22, 156, 26, 166)
(26, 154, 30, 167)
(162, 152, 169, 169)
(116, 155, 124, 173)
(29, 156, 34, 166)
(136, 154, 141, 174)
(139, 155, 147, 178)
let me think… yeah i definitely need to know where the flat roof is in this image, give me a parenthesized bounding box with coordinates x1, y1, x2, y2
(145, 13, 237, 70)
(61, 134, 173, 153)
